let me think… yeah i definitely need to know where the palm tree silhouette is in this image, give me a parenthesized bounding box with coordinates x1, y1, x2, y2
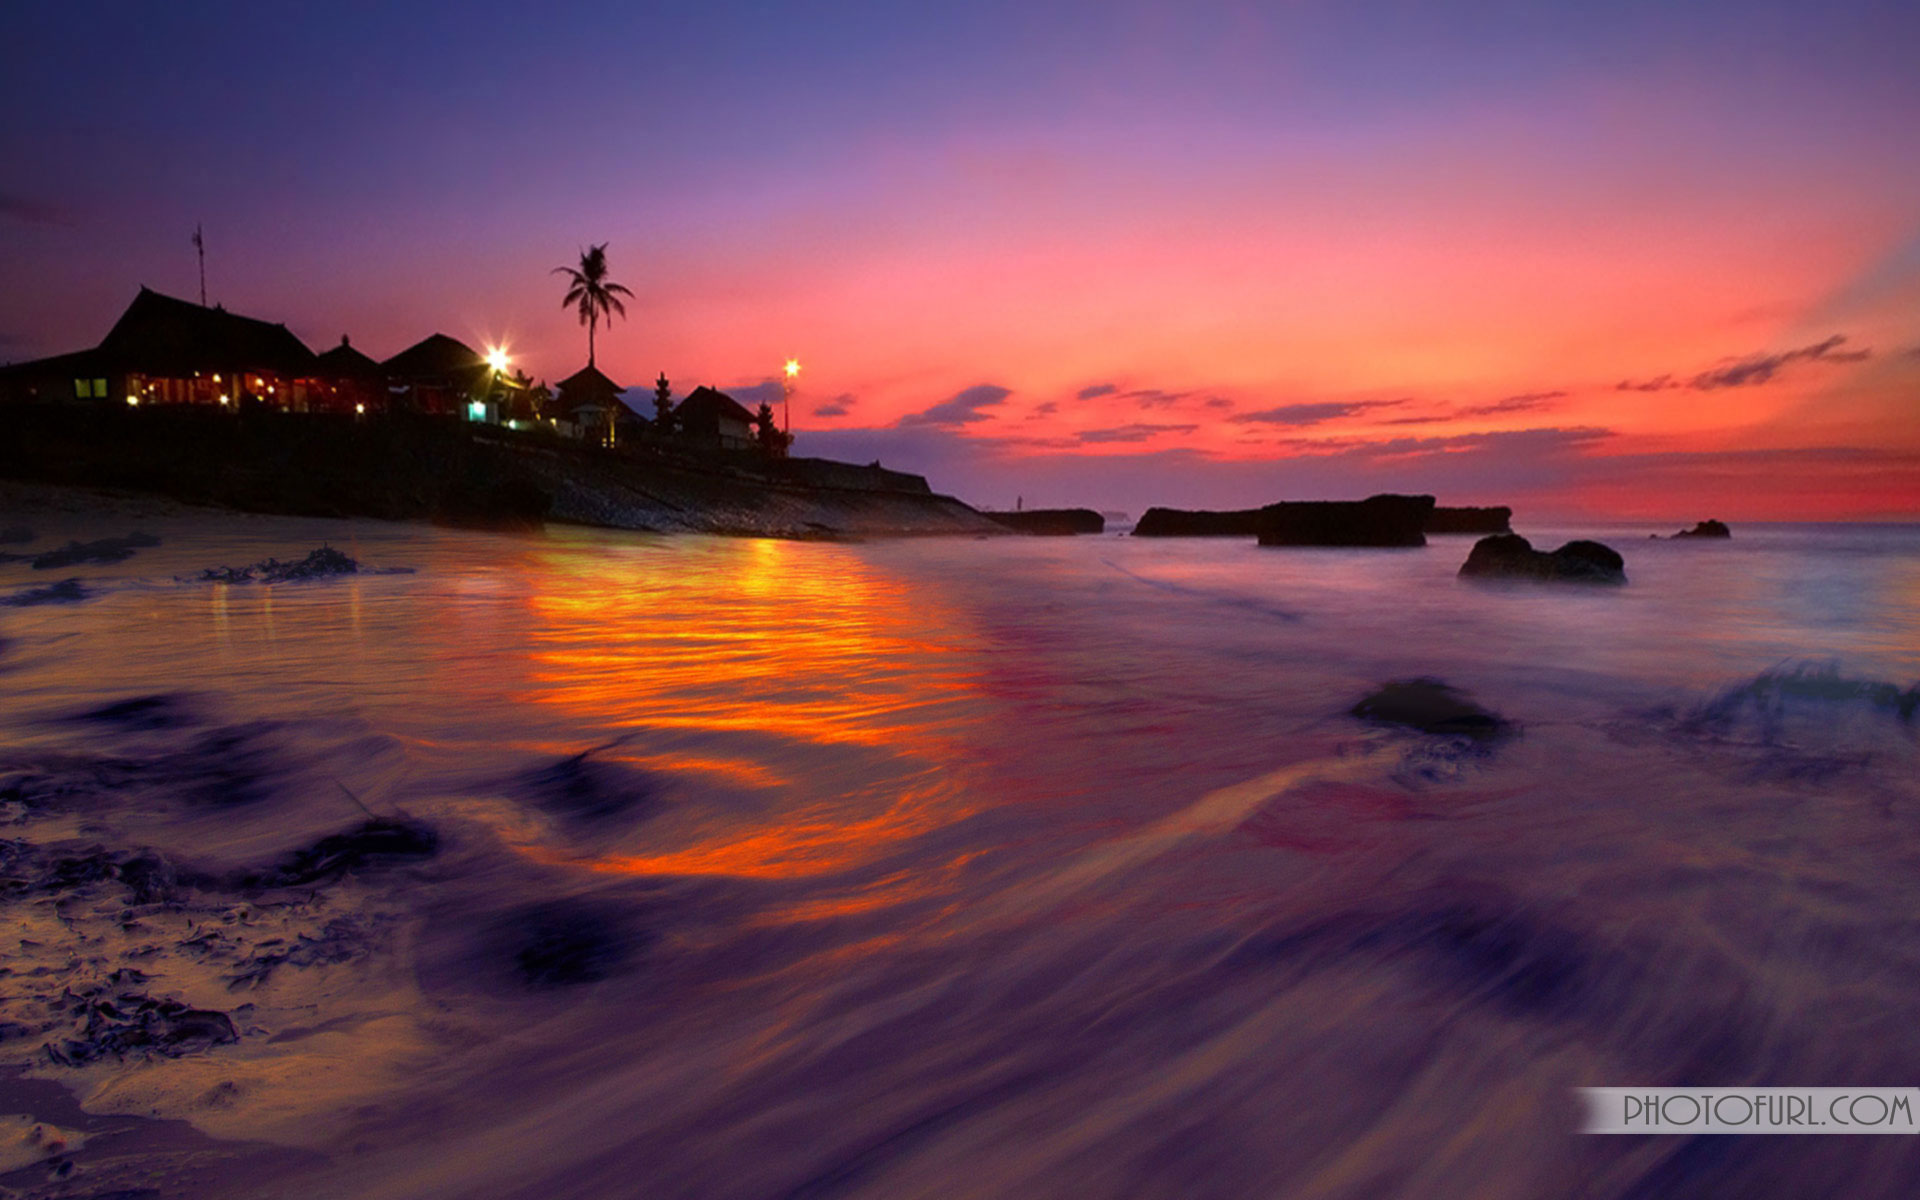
(553, 243, 634, 368)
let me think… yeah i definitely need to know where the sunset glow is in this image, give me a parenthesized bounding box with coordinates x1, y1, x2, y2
(3, 3, 1916, 518)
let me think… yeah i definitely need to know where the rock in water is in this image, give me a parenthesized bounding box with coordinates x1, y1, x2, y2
(986, 509, 1105, 535)
(1350, 678, 1513, 740)
(1426, 506, 1513, 535)
(1256, 494, 1436, 547)
(1458, 534, 1626, 584)
(1671, 519, 1731, 539)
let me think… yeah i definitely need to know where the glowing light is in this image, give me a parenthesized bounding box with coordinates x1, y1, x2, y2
(354, 402, 366, 415)
(783, 358, 801, 379)
(219, 394, 230, 405)
(125, 395, 138, 407)
(486, 347, 510, 373)
(212, 374, 220, 383)
(469, 400, 487, 421)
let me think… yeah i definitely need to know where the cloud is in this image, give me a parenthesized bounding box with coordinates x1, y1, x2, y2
(1621, 336, 1871, 393)
(1076, 422, 1199, 444)
(0, 193, 72, 227)
(1076, 383, 1117, 400)
(897, 383, 1012, 427)
(1124, 388, 1189, 410)
(1027, 401, 1059, 420)
(1688, 334, 1869, 389)
(727, 379, 783, 411)
(1227, 400, 1402, 426)
(812, 392, 855, 418)
(1904, 345, 1920, 360)
(1616, 374, 1676, 392)
(1379, 391, 1570, 426)
(1203, 397, 1234, 410)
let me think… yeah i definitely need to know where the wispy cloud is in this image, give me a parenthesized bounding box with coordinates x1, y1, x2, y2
(0, 193, 72, 227)
(1027, 400, 1059, 420)
(812, 392, 856, 418)
(1076, 383, 1117, 400)
(897, 383, 1012, 427)
(1380, 391, 1569, 426)
(1620, 335, 1871, 392)
(1227, 399, 1403, 426)
(1077, 422, 1198, 444)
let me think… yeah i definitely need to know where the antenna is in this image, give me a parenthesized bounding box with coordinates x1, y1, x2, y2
(192, 224, 207, 306)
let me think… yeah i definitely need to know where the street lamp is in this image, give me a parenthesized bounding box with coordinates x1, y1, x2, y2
(782, 357, 800, 434)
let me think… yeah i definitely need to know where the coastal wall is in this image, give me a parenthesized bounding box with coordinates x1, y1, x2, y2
(0, 406, 1000, 539)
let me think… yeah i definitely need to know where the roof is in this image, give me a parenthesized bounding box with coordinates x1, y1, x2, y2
(96, 287, 316, 376)
(314, 335, 381, 378)
(381, 333, 483, 379)
(556, 364, 625, 395)
(676, 385, 756, 425)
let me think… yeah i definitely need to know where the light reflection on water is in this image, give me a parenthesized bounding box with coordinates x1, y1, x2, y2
(3, 511, 1920, 1198)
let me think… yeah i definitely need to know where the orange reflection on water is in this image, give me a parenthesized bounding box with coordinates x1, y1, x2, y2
(521, 536, 988, 883)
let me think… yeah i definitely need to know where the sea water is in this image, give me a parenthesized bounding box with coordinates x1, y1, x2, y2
(2, 500, 1918, 1198)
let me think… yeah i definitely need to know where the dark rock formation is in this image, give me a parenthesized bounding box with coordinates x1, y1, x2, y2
(198, 546, 361, 584)
(1458, 534, 1626, 584)
(986, 508, 1105, 536)
(1257, 494, 1435, 547)
(1138, 495, 1437, 545)
(1426, 506, 1512, 535)
(1, 578, 87, 607)
(27, 532, 159, 570)
(1132, 506, 1265, 537)
(249, 818, 440, 888)
(1669, 519, 1731, 539)
(1350, 678, 1513, 740)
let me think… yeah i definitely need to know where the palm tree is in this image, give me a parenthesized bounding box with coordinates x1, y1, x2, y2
(553, 243, 633, 369)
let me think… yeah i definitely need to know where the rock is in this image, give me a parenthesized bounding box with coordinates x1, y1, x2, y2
(1, 579, 87, 607)
(1458, 534, 1626, 584)
(197, 545, 360, 584)
(1350, 679, 1512, 740)
(1670, 519, 1731, 539)
(1257, 494, 1435, 547)
(1132, 507, 1265, 537)
(1426, 506, 1512, 535)
(985, 509, 1105, 536)
(250, 817, 439, 888)
(29, 532, 159, 570)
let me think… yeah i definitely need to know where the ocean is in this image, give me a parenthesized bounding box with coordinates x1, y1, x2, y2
(3, 494, 1919, 1198)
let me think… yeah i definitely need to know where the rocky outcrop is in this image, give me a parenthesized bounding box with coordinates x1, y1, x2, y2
(1350, 678, 1513, 740)
(1426, 505, 1512, 535)
(1257, 494, 1435, 547)
(1668, 519, 1731, 539)
(1458, 534, 1626, 584)
(986, 509, 1105, 536)
(1136, 495, 1436, 544)
(1132, 507, 1264, 537)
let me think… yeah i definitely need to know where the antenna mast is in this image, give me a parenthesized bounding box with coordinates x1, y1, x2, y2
(192, 224, 206, 305)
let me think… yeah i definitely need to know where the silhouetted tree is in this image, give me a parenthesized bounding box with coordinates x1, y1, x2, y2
(553, 243, 633, 369)
(754, 401, 790, 456)
(654, 372, 674, 434)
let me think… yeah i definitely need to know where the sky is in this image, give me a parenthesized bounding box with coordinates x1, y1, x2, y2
(3, 0, 1918, 519)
